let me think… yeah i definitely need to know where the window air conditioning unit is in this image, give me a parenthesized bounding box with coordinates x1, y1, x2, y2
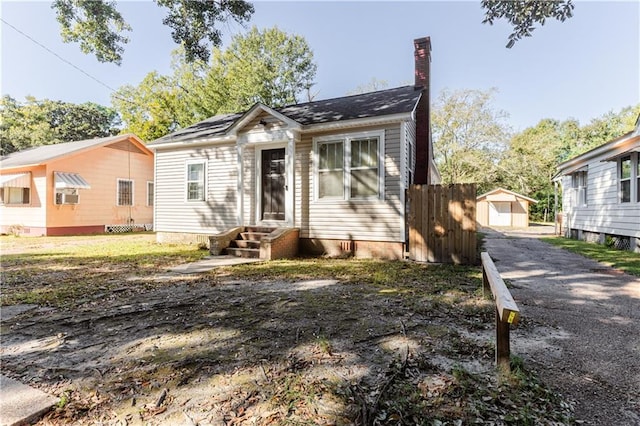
(56, 189, 79, 205)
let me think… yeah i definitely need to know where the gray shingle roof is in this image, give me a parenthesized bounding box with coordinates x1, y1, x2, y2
(150, 85, 422, 146)
(0, 134, 135, 169)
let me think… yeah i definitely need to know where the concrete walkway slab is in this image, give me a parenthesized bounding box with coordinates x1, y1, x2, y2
(170, 255, 263, 274)
(0, 375, 57, 426)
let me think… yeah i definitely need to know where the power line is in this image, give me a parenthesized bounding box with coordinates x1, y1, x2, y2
(1, 18, 142, 108)
(1, 17, 121, 94)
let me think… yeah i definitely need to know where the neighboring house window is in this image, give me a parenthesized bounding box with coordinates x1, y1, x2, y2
(187, 162, 205, 201)
(55, 188, 79, 205)
(117, 179, 134, 206)
(571, 170, 587, 206)
(620, 156, 631, 203)
(147, 181, 154, 206)
(315, 131, 384, 201)
(0, 187, 30, 205)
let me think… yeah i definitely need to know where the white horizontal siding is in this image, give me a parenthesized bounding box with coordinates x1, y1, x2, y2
(563, 159, 640, 238)
(155, 145, 238, 233)
(299, 125, 404, 242)
(242, 146, 256, 225)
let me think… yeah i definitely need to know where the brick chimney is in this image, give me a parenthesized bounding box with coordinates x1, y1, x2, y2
(413, 37, 432, 184)
(414, 37, 431, 89)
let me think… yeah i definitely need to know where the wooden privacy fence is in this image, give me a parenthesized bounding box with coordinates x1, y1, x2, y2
(408, 184, 477, 264)
(481, 252, 521, 370)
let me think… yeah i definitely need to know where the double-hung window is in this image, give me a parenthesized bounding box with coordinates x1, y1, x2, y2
(318, 141, 344, 198)
(637, 156, 640, 203)
(1, 173, 31, 205)
(0, 187, 30, 205)
(147, 181, 154, 206)
(571, 170, 587, 206)
(315, 131, 384, 201)
(187, 162, 205, 201)
(619, 156, 631, 203)
(117, 179, 134, 206)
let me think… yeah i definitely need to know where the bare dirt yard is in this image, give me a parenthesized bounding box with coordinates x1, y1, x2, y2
(1, 233, 574, 425)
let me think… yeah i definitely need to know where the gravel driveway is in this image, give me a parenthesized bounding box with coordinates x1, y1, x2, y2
(482, 227, 640, 425)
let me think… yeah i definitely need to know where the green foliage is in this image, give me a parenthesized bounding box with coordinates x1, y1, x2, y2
(568, 104, 640, 157)
(51, 0, 253, 64)
(481, 0, 575, 48)
(496, 104, 639, 221)
(0, 95, 120, 155)
(53, 0, 131, 64)
(156, 0, 254, 63)
(544, 236, 640, 277)
(432, 88, 511, 193)
(112, 27, 317, 141)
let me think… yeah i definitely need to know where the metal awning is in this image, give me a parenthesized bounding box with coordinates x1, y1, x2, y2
(1, 172, 31, 188)
(54, 172, 91, 189)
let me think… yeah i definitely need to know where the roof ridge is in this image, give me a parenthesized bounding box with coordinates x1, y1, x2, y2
(278, 85, 416, 110)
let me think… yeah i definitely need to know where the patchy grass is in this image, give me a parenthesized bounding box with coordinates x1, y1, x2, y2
(543, 236, 640, 277)
(0, 233, 208, 307)
(0, 234, 574, 424)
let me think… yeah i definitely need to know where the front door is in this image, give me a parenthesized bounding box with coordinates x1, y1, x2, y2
(261, 148, 286, 221)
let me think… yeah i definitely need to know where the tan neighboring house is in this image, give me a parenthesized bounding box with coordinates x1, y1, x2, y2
(476, 188, 537, 228)
(147, 37, 440, 259)
(0, 134, 154, 236)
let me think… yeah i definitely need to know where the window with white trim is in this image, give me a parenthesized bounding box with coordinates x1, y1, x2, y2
(315, 131, 384, 201)
(147, 181, 154, 206)
(0, 187, 30, 205)
(186, 162, 205, 201)
(117, 179, 134, 206)
(571, 170, 587, 206)
(637, 154, 640, 203)
(619, 156, 631, 203)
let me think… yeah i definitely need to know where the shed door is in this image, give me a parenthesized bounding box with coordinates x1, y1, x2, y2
(489, 202, 511, 227)
(261, 148, 286, 221)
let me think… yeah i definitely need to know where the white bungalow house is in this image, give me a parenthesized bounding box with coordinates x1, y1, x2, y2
(555, 116, 640, 252)
(147, 37, 440, 259)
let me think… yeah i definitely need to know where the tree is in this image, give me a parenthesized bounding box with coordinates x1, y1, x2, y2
(570, 105, 640, 157)
(432, 88, 511, 193)
(497, 119, 570, 220)
(481, 0, 575, 48)
(52, 0, 253, 64)
(218, 27, 317, 110)
(346, 78, 390, 96)
(112, 27, 317, 141)
(496, 104, 640, 221)
(0, 96, 120, 155)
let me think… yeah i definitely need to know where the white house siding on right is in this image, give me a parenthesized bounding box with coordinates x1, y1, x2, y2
(154, 144, 238, 235)
(562, 159, 640, 239)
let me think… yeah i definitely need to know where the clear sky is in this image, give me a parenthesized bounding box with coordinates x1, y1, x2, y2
(1, 1, 639, 132)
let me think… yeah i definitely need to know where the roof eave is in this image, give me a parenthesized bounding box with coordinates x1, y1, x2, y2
(556, 131, 638, 176)
(149, 134, 237, 150)
(477, 187, 538, 204)
(228, 103, 302, 136)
